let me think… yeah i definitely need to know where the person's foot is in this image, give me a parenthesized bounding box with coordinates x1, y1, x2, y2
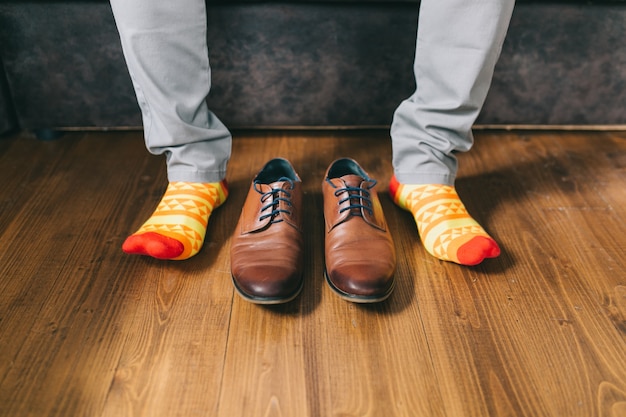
(122, 180, 228, 260)
(389, 175, 499, 266)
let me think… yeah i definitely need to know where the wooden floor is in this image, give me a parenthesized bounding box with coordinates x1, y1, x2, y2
(0, 129, 625, 417)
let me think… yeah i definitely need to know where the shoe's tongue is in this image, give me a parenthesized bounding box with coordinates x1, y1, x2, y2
(335, 174, 366, 217)
(339, 174, 364, 188)
(258, 180, 287, 192)
(329, 174, 386, 231)
(255, 180, 291, 223)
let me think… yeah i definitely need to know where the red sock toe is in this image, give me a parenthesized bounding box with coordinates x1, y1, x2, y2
(457, 236, 501, 266)
(122, 232, 184, 260)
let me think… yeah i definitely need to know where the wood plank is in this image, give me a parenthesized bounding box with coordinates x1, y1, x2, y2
(0, 129, 624, 417)
(441, 131, 626, 416)
(0, 132, 164, 416)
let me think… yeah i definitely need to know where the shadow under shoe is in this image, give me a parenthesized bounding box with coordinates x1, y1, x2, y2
(230, 158, 304, 304)
(323, 158, 396, 303)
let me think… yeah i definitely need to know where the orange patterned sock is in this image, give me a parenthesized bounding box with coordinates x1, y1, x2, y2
(389, 175, 499, 266)
(122, 180, 228, 260)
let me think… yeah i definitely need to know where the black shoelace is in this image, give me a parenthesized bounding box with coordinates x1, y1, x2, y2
(254, 177, 294, 223)
(327, 178, 376, 216)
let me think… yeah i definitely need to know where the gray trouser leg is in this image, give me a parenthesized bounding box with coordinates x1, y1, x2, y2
(109, 0, 231, 183)
(391, 0, 515, 185)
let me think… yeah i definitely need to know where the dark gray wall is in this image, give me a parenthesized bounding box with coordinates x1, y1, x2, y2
(0, 59, 16, 135)
(0, 1, 624, 132)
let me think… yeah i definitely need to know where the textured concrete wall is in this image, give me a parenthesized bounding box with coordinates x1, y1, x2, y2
(0, 2, 624, 130)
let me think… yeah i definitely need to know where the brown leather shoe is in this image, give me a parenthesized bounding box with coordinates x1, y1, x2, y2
(230, 158, 304, 304)
(323, 158, 396, 302)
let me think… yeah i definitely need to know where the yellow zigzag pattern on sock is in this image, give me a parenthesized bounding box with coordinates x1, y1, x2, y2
(135, 181, 227, 259)
(395, 183, 491, 262)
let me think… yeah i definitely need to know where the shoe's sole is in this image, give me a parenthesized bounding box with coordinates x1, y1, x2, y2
(231, 275, 304, 305)
(323, 269, 394, 303)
